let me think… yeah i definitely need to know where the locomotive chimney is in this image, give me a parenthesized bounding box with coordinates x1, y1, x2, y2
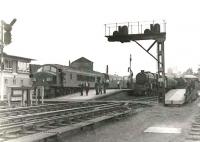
(106, 65, 109, 74)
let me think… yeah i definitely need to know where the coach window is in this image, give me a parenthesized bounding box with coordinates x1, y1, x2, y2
(51, 67, 56, 73)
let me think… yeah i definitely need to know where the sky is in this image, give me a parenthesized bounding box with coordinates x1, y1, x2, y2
(0, 0, 200, 77)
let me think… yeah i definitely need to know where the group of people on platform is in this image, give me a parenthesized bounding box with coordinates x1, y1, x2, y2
(79, 79, 109, 96)
(79, 81, 90, 96)
(95, 80, 108, 95)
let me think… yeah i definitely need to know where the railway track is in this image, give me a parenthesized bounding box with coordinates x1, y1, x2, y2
(0, 101, 149, 142)
(0, 102, 114, 117)
(130, 96, 158, 104)
(185, 110, 200, 142)
(99, 91, 158, 104)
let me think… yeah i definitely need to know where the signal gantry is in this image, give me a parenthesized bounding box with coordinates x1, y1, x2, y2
(105, 20, 166, 103)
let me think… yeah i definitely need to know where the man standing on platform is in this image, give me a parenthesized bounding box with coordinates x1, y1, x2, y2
(99, 81, 103, 94)
(85, 81, 90, 96)
(95, 81, 99, 95)
(103, 80, 106, 94)
(79, 83, 84, 96)
(117, 81, 120, 89)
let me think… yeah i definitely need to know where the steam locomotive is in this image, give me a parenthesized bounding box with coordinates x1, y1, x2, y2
(134, 70, 178, 96)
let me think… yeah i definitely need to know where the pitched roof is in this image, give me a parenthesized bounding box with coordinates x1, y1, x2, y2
(72, 57, 93, 64)
(1, 52, 34, 61)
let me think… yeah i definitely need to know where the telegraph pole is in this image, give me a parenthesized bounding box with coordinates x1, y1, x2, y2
(0, 21, 4, 101)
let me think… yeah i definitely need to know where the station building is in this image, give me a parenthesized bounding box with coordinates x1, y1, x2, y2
(0, 52, 33, 101)
(70, 57, 93, 71)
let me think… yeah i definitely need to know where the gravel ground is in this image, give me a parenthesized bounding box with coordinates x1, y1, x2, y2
(96, 91, 156, 101)
(96, 91, 135, 101)
(61, 98, 200, 142)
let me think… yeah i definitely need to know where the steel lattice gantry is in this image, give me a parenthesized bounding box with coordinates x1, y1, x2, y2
(105, 23, 166, 103)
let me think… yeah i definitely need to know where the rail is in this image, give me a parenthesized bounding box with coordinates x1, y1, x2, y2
(0, 101, 152, 142)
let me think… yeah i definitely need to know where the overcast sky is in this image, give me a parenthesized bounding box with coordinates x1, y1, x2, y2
(0, 0, 200, 76)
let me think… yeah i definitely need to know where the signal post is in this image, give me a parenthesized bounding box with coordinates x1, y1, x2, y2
(0, 19, 16, 101)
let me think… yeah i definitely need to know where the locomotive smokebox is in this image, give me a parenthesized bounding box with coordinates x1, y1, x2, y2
(144, 29, 151, 34)
(113, 31, 119, 36)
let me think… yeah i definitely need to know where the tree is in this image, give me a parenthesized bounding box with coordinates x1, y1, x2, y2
(183, 68, 194, 75)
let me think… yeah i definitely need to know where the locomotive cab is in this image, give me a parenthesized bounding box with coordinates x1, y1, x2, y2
(32, 65, 59, 87)
(31, 64, 65, 98)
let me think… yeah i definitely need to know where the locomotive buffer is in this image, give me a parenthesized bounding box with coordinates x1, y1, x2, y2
(105, 21, 166, 103)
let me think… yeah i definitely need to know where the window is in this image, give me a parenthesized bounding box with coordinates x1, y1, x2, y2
(37, 66, 56, 73)
(18, 61, 29, 72)
(77, 74, 95, 82)
(43, 66, 50, 71)
(37, 67, 43, 72)
(70, 73, 73, 80)
(4, 59, 13, 71)
(50, 67, 56, 73)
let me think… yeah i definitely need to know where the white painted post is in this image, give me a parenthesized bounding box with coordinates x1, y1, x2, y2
(41, 86, 44, 104)
(7, 87, 11, 107)
(21, 89, 24, 106)
(35, 88, 38, 105)
(30, 89, 33, 106)
(24, 89, 27, 106)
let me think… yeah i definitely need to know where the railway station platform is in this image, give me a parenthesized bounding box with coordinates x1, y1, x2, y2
(45, 89, 129, 102)
(165, 89, 186, 105)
